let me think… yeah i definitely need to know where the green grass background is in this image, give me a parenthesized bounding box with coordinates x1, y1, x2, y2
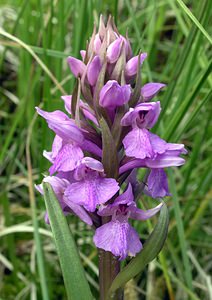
(0, 0, 211, 299)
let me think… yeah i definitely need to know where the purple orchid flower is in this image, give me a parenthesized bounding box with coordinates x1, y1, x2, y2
(64, 157, 120, 212)
(93, 184, 163, 260)
(121, 102, 161, 128)
(36, 176, 93, 225)
(121, 102, 164, 159)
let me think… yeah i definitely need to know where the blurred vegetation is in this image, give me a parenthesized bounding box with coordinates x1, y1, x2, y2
(0, 0, 211, 299)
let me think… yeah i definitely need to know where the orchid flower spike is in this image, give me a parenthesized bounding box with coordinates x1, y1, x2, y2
(36, 15, 186, 262)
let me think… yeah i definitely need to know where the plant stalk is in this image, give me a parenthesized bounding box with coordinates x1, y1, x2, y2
(98, 249, 122, 300)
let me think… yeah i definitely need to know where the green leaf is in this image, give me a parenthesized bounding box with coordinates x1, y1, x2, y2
(129, 54, 142, 107)
(108, 203, 169, 298)
(71, 78, 80, 118)
(176, 0, 212, 44)
(99, 117, 119, 179)
(43, 183, 93, 300)
(164, 60, 212, 140)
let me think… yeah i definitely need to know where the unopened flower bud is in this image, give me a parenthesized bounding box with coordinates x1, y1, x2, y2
(125, 53, 147, 81)
(121, 36, 132, 60)
(106, 38, 123, 63)
(80, 50, 86, 61)
(67, 56, 85, 78)
(94, 34, 102, 54)
(87, 55, 102, 86)
(99, 80, 131, 108)
(140, 83, 166, 102)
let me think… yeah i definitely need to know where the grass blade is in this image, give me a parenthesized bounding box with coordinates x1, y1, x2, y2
(168, 169, 193, 290)
(176, 0, 212, 44)
(26, 114, 50, 300)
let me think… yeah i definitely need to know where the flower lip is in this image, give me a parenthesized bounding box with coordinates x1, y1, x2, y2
(64, 162, 120, 212)
(93, 220, 142, 260)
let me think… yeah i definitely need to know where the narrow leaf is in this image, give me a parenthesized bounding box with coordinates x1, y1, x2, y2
(100, 117, 119, 179)
(43, 183, 93, 300)
(176, 0, 212, 44)
(164, 60, 212, 140)
(71, 78, 80, 119)
(129, 53, 142, 107)
(108, 203, 169, 297)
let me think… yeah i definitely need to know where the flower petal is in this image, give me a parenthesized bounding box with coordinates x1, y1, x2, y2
(80, 50, 86, 61)
(61, 95, 98, 125)
(87, 55, 102, 86)
(94, 34, 102, 54)
(81, 140, 102, 157)
(65, 200, 93, 225)
(81, 157, 104, 172)
(112, 183, 134, 206)
(123, 128, 153, 159)
(121, 102, 161, 129)
(61, 95, 72, 114)
(129, 202, 163, 220)
(119, 153, 185, 174)
(149, 132, 167, 156)
(125, 53, 147, 81)
(36, 107, 84, 144)
(49, 143, 84, 175)
(99, 80, 131, 108)
(35, 176, 70, 224)
(147, 169, 170, 198)
(141, 83, 166, 102)
(145, 155, 185, 168)
(93, 220, 142, 260)
(64, 177, 119, 212)
(166, 143, 188, 154)
(67, 56, 85, 77)
(98, 183, 134, 217)
(107, 38, 123, 63)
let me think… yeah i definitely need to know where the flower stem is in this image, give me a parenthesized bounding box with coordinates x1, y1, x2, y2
(98, 249, 122, 300)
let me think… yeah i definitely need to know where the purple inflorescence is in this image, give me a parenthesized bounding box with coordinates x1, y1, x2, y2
(36, 16, 186, 260)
